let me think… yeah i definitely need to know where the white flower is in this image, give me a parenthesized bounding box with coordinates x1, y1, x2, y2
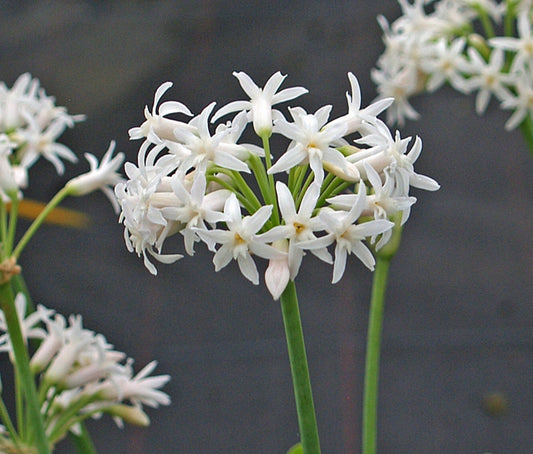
(269, 105, 351, 185)
(326, 72, 394, 135)
(299, 182, 394, 283)
(115, 141, 183, 275)
(421, 37, 469, 93)
(490, 12, 533, 73)
(499, 71, 533, 130)
(0, 294, 53, 355)
(212, 71, 308, 136)
(195, 193, 285, 285)
(128, 81, 193, 144)
(15, 115, 78, 174)
(97, 360, 171, 408)
(264, 240, 291, 300)
(352, 119, 440, 195)
(462, 47, 513, 114)
(0, 136, 19, 197)
(30, 313, 67, 374)
(166, 171, 229, 255)
(260, 182, 332, 280)
(172, 102, 251, 173)
(328, 162, 417, 249)
(66, 141, 125, 212)
(43, 315, 97, 385)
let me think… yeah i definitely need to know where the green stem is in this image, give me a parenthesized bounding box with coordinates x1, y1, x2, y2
(477, 6, 495, 39)
(280, 281, 321, 454)
(0, 282, 50, 454)
(0, 394, 21, 446)
(261, 135, 280, 225)
(0, 199, 7, 255)
(519, 114, 533, 159)
(229, 170, 263, 213)
(362, 215, 403, 454)
(13, 186, 71, 259)
(5, 193, 19, 256)
(362, 255, 390, 454)
(69, 422, 98, 454)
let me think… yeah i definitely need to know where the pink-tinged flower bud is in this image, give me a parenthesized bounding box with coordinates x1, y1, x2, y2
(265, 240, 290, 300)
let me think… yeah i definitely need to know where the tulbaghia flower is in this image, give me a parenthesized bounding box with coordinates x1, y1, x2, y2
(0, 294, 53, 355)
(172, 102, 251, 173)
(300, 183, 394, 283)
(500, 71, 533, 130)
(269, 105, 352, 185)
(0, 73, 85, 196)
(490, 11, 533, 73)
(96, 360, 171, 408)
(65, 141, 125, 212)
(128, 81, 193, 144)
(196, 193, 285, 285)
(260, 182, 332, 280)
(115, 142, 184, 275)
(463, 47, 512, 115)
(212, 71, 308, 136)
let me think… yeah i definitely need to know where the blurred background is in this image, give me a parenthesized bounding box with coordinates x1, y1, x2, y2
(2, 1, 532, 453)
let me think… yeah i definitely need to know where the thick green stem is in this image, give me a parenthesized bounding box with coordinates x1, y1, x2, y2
(362, 256, 390, 454)
(280, 281, 321, 454)
(0, 282, 50, 454)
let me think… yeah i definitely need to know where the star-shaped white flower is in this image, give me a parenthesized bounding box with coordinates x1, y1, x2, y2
(352, 119, 440, 196)
(195, 193, 285, 285)
(166, 171, 229, 255)
(462, 47, 512, 114)
(260, 182, 331, 280)
(0, 293, 53, 355)
(490, 12, 533, 73)
(172, 102, 251, 173)
(128, 81, 193, 143)
(115, 142, 183, 275)
(269, 105, 350, 185)
(299, 182, 393, 283)
(66, 141, 125, 212)
(212, 71, 308, 136)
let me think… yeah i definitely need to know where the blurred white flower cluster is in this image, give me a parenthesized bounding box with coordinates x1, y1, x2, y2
(0, 73, 85, 199)
(0, 293, 170, 447)
(116, 71, 439, 299)
(372, 0, 533, 129)
(0, 73, 166, 452)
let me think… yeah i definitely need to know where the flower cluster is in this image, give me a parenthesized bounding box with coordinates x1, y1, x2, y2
(372, 0, 533, 129)
(0, 73, 124, 211)
(116, 71, 439, 299)
(0, 293, 170, 448)
(0, 73, 85, 198)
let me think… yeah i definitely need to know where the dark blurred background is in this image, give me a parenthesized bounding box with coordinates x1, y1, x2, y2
(2, 1, 532, 453)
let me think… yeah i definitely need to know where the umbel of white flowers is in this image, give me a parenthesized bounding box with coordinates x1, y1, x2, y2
(0, 293, 170, 446)
(372, 0, 533, 129)
(115, 71, 439, 299)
